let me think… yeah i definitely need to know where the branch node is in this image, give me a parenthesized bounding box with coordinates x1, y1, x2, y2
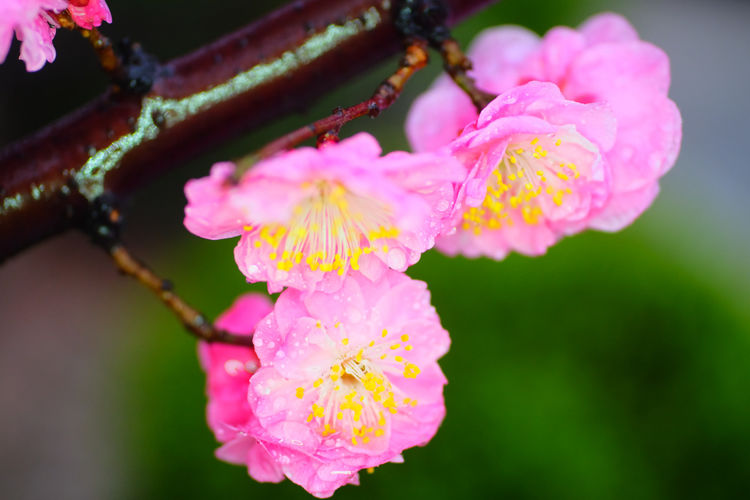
(112, 38, 161, 95)
(394, 0, 450, 47)
(83, 193, 122, 250)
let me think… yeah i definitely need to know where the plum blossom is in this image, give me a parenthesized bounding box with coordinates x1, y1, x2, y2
(436, 81, 615, 259)
(184, 133, 463, 293)
(0, 0, 112, 71)
(198, 292, 284, 483)
(407, 12, 681, 240)
(247, 270, 450, 497)
(1, 0, 67, 71)
(66, 0, 111, 30)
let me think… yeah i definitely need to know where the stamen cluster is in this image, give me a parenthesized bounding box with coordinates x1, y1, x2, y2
(185, 133, 463, 292)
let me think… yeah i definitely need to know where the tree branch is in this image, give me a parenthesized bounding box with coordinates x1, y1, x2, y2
(439, 38, 495, 111)
(0, 0, 497, 264)
(235, 39, 429, 176)
(109, 244, 253, 346)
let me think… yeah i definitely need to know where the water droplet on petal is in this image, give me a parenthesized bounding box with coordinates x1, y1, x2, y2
(386, 248, 406, 269)
(224, 359, 244, 376)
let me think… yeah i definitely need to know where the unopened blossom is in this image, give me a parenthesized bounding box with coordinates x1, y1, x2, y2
(184, 133, 463, 293)
(198, 293, 284, 483)
(407, 12, 681, 235)
(0, 0, 111, 71)
(436, 81, 614, 259)
(247, 270, 450, 497)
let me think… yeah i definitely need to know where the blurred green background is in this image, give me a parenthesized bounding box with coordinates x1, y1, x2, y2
(1, 0, 749, 499)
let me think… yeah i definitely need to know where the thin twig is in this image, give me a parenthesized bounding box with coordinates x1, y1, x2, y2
(109, 244, 254, 347)
(53, 11, 119, 74)
(234, 40, 429, 177)
(440, 38, 495, 111)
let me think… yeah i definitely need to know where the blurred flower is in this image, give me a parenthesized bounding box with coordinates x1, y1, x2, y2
(198, 293, 284, 483)
(1, 0, 67, 71)
(247, 270, 449, 497)
(66, 0, 111, 30)
(0, 0, 112, 71)
(407, 12, 682, 241)
(184, 133, 463, 293)
(436, 82, 614, 259)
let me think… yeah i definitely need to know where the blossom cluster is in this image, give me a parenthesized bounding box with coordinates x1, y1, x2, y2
(1, 0, 111, 71)
(188, 134, 458, 496)
(184, 13, 681, 498)
(407, 12, 681, 258)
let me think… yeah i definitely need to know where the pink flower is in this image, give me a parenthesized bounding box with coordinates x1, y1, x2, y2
(1, 0, 67, 71)
(247, 270, 450, 497)
(67, 0, 111, 31)
(407, 12, 681, 235)
(198, 293, 284, 483)
(1, 0, 112, 71)
(436, 81, 615, 259)
(184, 133, 463, 293)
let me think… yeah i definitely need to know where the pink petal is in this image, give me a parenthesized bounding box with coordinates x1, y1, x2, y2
(67, 0, 112, 30)
(467, 25, 540, 93)
(406, 77, 477, 153)
(579, 12, 640, 44)
(184, 162, 245, 240)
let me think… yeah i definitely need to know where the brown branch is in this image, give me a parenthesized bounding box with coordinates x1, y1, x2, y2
(235, 39, 429, 176)
(0, 0, 497, 265)
(440, 38, 495, 111)
(82, 197, 249, 346)
(109, 244, 253, 346)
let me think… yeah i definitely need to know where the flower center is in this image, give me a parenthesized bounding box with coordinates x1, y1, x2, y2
(462, 128, 592, 233)
(245, 181, 399, 274)
(295, 327, 421, 447)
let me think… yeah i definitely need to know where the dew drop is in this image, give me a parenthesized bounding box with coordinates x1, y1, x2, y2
(224, 359, 244, 376)
(387, 248, 406, 269)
